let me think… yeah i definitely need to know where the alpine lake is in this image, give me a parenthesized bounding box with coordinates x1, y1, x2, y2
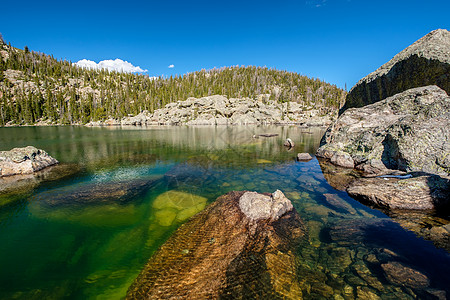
(0, 126, 449, 299)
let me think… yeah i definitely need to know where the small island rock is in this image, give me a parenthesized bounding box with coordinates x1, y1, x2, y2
(297, 153, 313, 161)
(0, 146, 58, 177)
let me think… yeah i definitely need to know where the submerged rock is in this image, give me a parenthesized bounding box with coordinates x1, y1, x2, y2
(342, 29, 450, 112)
(29, 178, 159, 227)
(347, 175, 450, 210)
(34, 178, 157, 207)
(151, 190, 208, 226)
(0, 146, 58, 177)
(382, 210, 450, 252)
(126, 190, 305, 299)
(381, 261, 430, 289)
(318, 158, 361, 191)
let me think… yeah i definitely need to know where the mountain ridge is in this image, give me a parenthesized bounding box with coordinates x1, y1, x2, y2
(0, 39, 345, 126)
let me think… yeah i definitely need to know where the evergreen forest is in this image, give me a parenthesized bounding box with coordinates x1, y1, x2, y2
(0, 38, 346, 126)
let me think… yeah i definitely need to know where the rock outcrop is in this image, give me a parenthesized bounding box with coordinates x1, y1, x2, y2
(117, 95, 336, 126)
(381, 262, 430, 289)
(317, 86, 450, 177)
(317, 29, 450, 232)
(126, 190, 305, 299)
(0, 146, 58, 177)
(342, 29, 450, 112)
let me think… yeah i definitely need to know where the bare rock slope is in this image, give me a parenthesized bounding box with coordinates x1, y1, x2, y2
(116, 95, 335, 126)
(342, 29, 450, 111)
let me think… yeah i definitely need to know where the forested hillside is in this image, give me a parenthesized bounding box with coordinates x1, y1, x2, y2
(0, 38, 346, 126)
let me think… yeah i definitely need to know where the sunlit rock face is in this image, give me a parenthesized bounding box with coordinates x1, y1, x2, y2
(0, 146, 58, 177)
(317, 86, 450, 177)
(238, 190, 293, 221)
(126, 190, 305, 299)
(342, 29, 450, 112)
(119, 95, 336, 126)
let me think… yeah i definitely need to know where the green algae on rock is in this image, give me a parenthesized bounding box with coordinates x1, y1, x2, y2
(151, 190, 208, 226)
(126, 190, 306, 299)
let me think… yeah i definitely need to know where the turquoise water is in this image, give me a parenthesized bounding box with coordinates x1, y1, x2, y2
(0, 126, 449, 299)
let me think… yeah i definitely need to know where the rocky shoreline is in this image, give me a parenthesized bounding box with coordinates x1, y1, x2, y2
(316, 29, 450, 250)
(317, 29, 450, 209)
(85, 95, 336, 127)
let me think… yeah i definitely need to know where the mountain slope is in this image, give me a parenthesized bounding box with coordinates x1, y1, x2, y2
(0, 39, 346, 126)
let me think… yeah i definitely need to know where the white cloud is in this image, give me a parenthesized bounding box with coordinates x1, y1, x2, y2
(168, 64, 175, 68)
(306, 0, 327, 7)
(74, 58, 148, 73)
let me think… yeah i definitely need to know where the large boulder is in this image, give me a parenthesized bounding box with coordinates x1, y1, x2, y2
(317, 86, 450, 177)
(0, 146, 58, 177)
(342, 29, 450, 112)
(126, 190, 305, 299)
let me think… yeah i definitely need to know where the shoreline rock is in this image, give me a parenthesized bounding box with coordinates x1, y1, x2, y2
(317, 29, 450, 250)
(317, 86, 450, 177)
(346, 174, 450, 211)
(0, 146, 58, 177)
(84, 95, 336, 127)
(126, 190, 305, 299)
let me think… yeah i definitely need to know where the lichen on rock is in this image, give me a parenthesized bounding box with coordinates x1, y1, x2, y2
(317, 85, 450, 177)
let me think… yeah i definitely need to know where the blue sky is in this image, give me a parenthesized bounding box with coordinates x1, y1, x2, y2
(1, 0, 449, 89)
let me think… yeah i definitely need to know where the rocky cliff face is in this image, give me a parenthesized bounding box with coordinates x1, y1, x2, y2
(126, 190, 305, 299)
(317, 29, 450, 213)
(317, 86, 450, 177)
(112, 95, 336, 126)
(342, 29, 450, 112)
